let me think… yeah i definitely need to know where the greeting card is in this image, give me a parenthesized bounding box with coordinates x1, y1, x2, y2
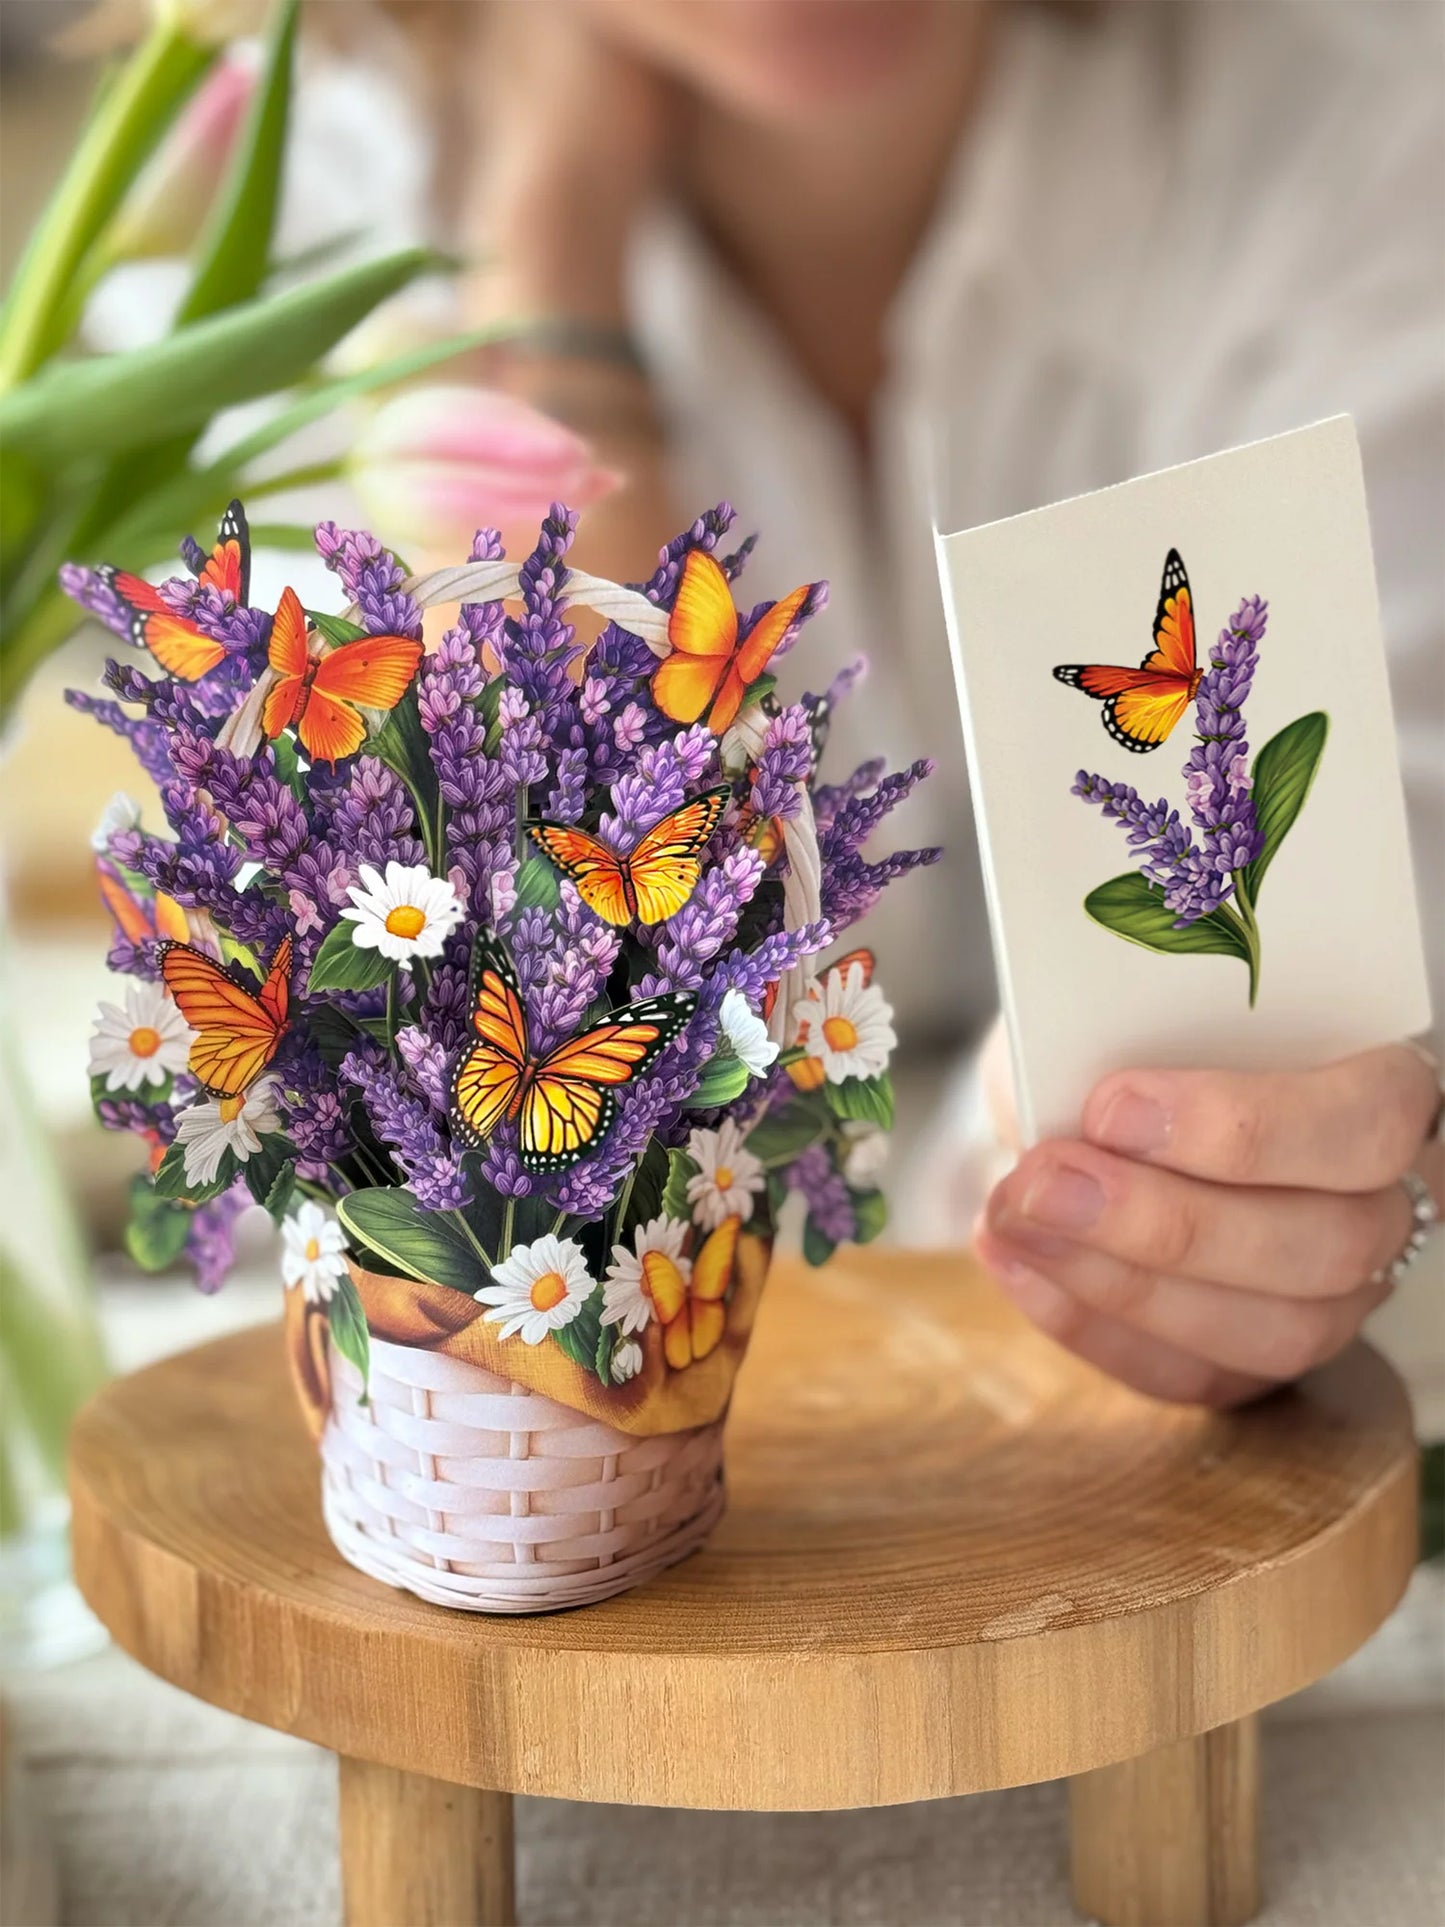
(934, 417, 1431, 1143)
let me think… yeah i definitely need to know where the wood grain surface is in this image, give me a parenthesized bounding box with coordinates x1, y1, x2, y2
(69, 1251, 1418, 1811)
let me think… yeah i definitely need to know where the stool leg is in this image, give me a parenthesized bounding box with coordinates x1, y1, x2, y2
(1068, 1714, 1260, 1927)
(338, 1756, 516, 1927)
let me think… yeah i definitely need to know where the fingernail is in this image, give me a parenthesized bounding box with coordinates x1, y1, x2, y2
(994, 1262, 1071, 1328)
(1020, 1163, 1105, 1231)
(1094, 1088, 1170, 1156)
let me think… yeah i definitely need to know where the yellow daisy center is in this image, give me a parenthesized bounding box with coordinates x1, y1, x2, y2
(822, 1015, 859, 1053)
(714, 1165, 734, 1191)
(529, 1270, 568, 1312)
(128, 1025, 162, 1058)
(384, 904, 427, 940)
(304, 1238, 321, 1263)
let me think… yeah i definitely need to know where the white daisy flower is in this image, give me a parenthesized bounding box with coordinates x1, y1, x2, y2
(609, 1338, 644, 1383)
(602, 1217, 691, 1334)
(841, 1123, 890, 1188)
(281, 1200, 348, 1306)
(474, 1235, 593, 1345)
(339, 861, 464, 966)
(718, 988, 779, 1078)
(88, 980, 195, 1091)
(174, 1076, 281, 1187)
(795, 960, 896, 1083)
(686, 1119, 765, 1232)
(90, 791, 141, 852)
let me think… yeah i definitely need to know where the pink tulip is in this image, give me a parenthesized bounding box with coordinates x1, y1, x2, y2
(347, 387, 622, 552)
(110, 56, 256, 260)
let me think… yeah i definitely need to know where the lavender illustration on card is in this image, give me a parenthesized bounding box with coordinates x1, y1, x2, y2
(1056, 554, 1328, 1006)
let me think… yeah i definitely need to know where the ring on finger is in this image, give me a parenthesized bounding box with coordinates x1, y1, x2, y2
(1369, 1170, 1440, 1289)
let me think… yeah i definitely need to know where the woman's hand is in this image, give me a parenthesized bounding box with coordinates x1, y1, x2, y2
(974, 1043, 1442, 1405)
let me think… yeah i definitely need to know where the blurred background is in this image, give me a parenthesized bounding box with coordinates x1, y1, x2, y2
(1, 2, 1441, 1922)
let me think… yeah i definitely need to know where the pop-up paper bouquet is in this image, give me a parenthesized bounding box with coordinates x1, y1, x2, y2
(65, 500, 938, 1611)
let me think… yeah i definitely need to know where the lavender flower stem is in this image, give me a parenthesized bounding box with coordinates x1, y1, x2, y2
(500, 1195, 515, 1261)
(452, 1209, 495, 1271)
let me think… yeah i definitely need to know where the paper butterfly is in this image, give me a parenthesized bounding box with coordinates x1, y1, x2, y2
(661, 1216, 739, 1370)
(261, 588, 423, 769)
(100, 501, 251, 683)
(527, 787, 729, 926)
(159, 934, 292, 1098)
(1053, 549, 1202, 752)
(652, 550, 816, 736)
(450, 934, 696, 1173)
(95, 856, 190, 947)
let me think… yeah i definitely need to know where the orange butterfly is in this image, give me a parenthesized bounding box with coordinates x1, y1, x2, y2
(527, 787, 729, 926)
(261, 588, 423, 769)
(100, 501, 250, 683)
(159, 935, 292, 1098)
(95, 856, 190, 947)
(661, 1216, 739, 1370)
(1053, 549, 1202, 753)
(652, 551, 817, 735)
(450, 935, 695, 1172)
(786, 947, 875, 1092)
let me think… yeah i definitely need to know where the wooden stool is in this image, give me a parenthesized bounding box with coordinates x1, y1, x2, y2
(69, 1252, 1417, 1927)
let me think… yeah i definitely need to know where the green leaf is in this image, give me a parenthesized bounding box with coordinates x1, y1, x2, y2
(745, 1100, 830, 1168)
(152, 1139, 236, 1204)
(689, 1047, 752, 1108)
(308, 609, 369, 648)
(552, 1280, 605, 1378)
(825, 1074, 895, 1131)
(123, 1176, 193, 1273)
(327, 1272, 371, 1395)
(177, 0, 298, 325)
(217, 930, 261, 978)
(242, 1135, 297, 1222)
(337, 1187, 488, 1295)
(307, 921, 394, 994)
(268, 728, 308, 800)
(0, 247, 448, 465)
(849, 1188, 888, 1246)
(802, 1218, 838, 1268)
(370, 696, 440, 849)
(512, 854, 562, 914)
(1083, 872, 1251, 961)
(660, 1150, 700, 1222)
(1242, 711, 1329, 905)
(621, 1139, 670, 1238)
(595, 1316, 618, 1386)
(0, 24, 213, 386)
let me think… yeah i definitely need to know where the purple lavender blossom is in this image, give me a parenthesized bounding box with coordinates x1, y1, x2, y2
(330, 757, 426, 869)
(187, 1181, 252, 1294)
(341, 1042, 471, 1212)
(788, 1144, 856, 1246)
(749, 705, 813, 823)
(315, 522, 422, 638)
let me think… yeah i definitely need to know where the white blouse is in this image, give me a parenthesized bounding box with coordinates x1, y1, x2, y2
(628, 0, 1445, 1052)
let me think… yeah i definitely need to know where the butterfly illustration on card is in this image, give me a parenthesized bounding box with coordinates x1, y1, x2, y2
(99, 501, 251, 683)
(450, 934, 696, 1172)
(1053, 549, 1203, 752)
(159, 935, 291, 1097)
(652, 551, 818, 736)
(261, 588, 423, 769)
(527, 787, 729, 926)
(95, 856, 192, 949)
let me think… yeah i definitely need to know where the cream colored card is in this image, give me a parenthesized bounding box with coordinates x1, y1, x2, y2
(934, 417, 1431, 1144)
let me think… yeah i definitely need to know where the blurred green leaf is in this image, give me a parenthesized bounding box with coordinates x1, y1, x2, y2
(179, 0, 299, 324)
(0, 247, 448, 464)
(825, 1073, 895, 1131)
(849, 1188, 888, 1245)
(123, 1176, 194, 1273)
(0, 22, 213, 386)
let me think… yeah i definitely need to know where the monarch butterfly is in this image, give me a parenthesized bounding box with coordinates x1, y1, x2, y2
(159, 935, 291, 1098)
(651, 550, 818, 735)
(527, 788, 729, 926)
(261, 587, 423, 769)
(100, 500, 251, 683)
(95, 856, 190, 947)
(450, 934, 696, 1172)
(1053, 548, 1202, 752)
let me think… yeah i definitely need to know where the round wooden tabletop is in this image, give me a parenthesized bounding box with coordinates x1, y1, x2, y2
(70, 1251, 1418, 1811)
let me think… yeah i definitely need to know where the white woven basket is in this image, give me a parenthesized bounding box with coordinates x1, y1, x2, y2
(320, 1335, 726, 1613)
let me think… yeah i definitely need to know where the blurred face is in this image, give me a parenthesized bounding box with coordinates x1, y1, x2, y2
(579, 0, 976, 121)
